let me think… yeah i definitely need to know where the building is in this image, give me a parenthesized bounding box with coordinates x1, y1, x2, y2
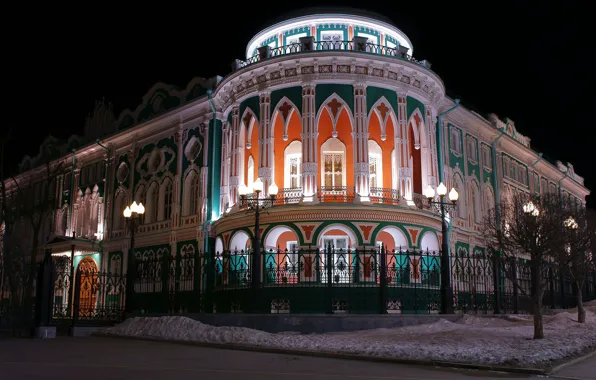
(1, 9, 590, 315)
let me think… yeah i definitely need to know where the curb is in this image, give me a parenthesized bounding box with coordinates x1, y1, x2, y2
(93, 333, 547, 376)
(548, 348, 596, 375)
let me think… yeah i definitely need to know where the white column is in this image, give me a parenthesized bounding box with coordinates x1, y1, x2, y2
(230, 106, 240, 205)
(258, 92, 273, 192)
(301, 84, 317, 202)
(353, 83, 370, 201)
(397, 92, 411, 202)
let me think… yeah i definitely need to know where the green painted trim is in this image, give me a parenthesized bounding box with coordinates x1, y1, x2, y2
(436, 101, 460, 183)
(315, 84, 354, 113)
(366, 87, 398, 116)
(270, 87, 303, 116)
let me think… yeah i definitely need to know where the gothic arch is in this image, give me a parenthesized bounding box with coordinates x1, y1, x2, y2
(367, 96, 398, 138)
(271, 96, 302, 139)
(315, 93, 355, 132)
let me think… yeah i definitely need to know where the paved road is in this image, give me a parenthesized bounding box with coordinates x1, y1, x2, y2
(552, 352, 596, 380)
(0, 336, 562, 380)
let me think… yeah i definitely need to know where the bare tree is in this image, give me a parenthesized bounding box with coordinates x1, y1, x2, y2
(483, 192, 563, 339)
(555, 204, 595, 323)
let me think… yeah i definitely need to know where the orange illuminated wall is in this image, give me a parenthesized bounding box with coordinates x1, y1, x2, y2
(273, 111, 301, 188)
(243, 116, 259, 186)
(368, 112, 396, 188)
(317, 108, 354, 187)
(409, 122, 422, 194)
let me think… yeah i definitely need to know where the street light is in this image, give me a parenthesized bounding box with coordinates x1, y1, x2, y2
(238, 179, 278, 313)
(564, 216, 578, 229)
(123, 201, 145, 315)
(523, 201, 540, 217)
(424, 182, 459, 314)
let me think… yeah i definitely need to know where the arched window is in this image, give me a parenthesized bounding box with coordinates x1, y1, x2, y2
(247, 155, 255, 188)
(113, 191, 126, 230)
(189, 172, 200, 215)
(368, 140, 383, 189)
(470, 182, 482, 224)
(146, 182, 159, 223)
(453, 174, 466, 219)
(320, 138, 346, 188)
(284, 141, 302, 189)
(163, 180, 173, 220)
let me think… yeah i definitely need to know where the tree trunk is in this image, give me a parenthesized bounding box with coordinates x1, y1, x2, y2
(576, 281, 586, 323)
(532, 295, 544, 339)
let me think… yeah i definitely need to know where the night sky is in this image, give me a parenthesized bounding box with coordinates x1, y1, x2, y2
(4, 2, 594, 208)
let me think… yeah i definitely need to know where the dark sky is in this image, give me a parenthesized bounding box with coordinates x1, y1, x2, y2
(4, 1, 595, 208)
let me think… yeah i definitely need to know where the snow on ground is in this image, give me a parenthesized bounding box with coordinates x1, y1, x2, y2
(102, 308, 596, 368)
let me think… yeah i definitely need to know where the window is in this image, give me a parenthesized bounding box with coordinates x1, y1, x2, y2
(323, 153, 343, 187)
(247, 156, 254, 189)
(320, 31, 343, 50)
(503, 156, 511, 178)
(466, 136, 478, 162)
(369, 155, 379, 188)
(482, 145, 492, 170)
(321, 236, 350, 283)
(283, 141, 302, 189)
(150, 184, 159, 223)
(368, 140, 382, 190)
(449, 127, 461, 155)
(189, 173, 200, 215)
(164, 181, 173, 220)
(289, 155, 301, 188)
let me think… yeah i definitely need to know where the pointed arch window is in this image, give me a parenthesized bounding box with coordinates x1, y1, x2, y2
(163, 180, 173, 220)
(247, 155, 255, 188)
(284, 141, 302, 189)
(190, 173, 200, 215)
(368, 140, 383, 189)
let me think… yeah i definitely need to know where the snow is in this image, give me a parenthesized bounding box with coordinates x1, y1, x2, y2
(102, 308, 596, 368)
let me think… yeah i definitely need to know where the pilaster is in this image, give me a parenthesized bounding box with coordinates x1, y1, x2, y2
(301, 84, 317, 202)
(173, 126, 186, 228)
(353, 83, 369, 201)
(230, 106, 241, 205)
(258, 92, 273, 192)
(397, 92, 410, 199)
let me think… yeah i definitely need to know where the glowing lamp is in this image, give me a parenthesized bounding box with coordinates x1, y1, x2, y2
(448, 187, 459, 202)
(238, 184, 248, 196)
(424, 185, 435, 199)
(436, 182, 447, 197)
(268, 183, 279, 196)
(253, 178, 264, 193)
(123, 206, 132, 218)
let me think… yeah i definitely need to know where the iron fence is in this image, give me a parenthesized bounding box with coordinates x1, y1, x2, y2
(3, 246, 596, 334)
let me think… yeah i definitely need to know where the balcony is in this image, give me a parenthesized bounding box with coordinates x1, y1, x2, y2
(233, 37, 432, 72)
(237, 187, 431, 211)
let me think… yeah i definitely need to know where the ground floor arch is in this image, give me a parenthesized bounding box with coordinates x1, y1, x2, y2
(77, 256, 99, 318)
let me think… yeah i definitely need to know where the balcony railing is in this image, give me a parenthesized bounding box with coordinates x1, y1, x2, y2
(236, 187, 432, 211)
(235, 38, 431, 71)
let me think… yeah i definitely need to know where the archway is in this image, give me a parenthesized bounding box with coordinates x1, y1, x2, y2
(376, 226, 408, 252)
(77, 256, 99, 318)
(263, 225, 300, 284)
(317, 224, 358, 284)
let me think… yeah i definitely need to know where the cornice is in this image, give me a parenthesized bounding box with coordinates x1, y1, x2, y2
(214, 51, 445, 111)
(213, 204, 442, 234)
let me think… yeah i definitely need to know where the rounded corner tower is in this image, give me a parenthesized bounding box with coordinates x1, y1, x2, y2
(213, 6, 449, 314)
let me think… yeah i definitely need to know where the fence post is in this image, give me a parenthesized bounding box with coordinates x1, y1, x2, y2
(492, 252, 501, 314)
(34, 250, 54, 329)
(559, 270, 566, 309)
(512, 258, 519, 314)
(326, 243, 333, 314)
(379, 245, 388, 314)
(71, 269, 82, 331)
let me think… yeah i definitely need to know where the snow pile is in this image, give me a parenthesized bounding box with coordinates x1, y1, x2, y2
(103, 310, 596, 368)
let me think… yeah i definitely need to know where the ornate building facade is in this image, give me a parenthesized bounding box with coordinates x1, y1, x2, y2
(2, 10, 590, 314)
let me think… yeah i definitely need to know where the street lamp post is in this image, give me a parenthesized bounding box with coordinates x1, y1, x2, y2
(424, 182, 459, 314)
(123, 201, 145, 315)
(238, 178, 278, 313)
